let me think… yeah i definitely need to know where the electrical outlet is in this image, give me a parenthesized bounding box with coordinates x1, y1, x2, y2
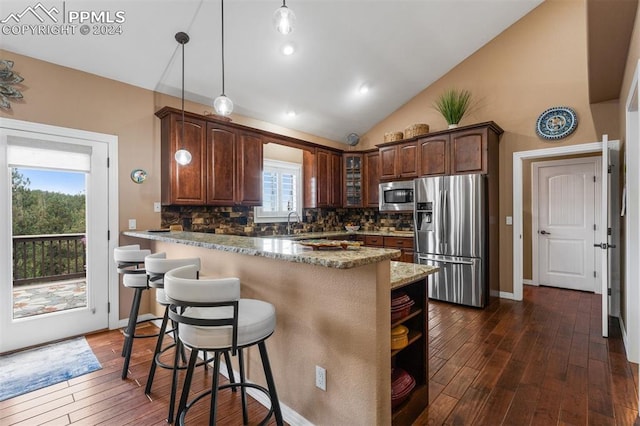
(128, 219, 136, 230)
(315, 365, 326, 391)
(153, 202, 161, 213)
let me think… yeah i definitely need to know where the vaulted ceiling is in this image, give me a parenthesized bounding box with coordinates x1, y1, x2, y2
(1, 0, 545, 142)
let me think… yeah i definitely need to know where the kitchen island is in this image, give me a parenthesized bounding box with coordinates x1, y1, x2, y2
(122, 230, 436, 425)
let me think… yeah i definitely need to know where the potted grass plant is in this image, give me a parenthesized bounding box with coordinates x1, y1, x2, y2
(433, 88, 472, 129)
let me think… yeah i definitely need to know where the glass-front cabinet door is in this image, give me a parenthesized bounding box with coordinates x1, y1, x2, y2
(343, 154, 363, 207)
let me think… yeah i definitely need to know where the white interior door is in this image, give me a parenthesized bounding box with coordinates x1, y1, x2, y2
(0, 127, 110, 352)
(536, 159, 597, 291)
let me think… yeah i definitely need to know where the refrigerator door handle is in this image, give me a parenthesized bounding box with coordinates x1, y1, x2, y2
(443, 189, 448, 253)
(439, 189, 445, 252)
(417, 255, 475, 266)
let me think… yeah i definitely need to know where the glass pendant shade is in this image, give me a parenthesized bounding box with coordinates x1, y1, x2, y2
(214, 94, 233, 116)
(174, 149, 192, 165)
(273, 5, 296, 35)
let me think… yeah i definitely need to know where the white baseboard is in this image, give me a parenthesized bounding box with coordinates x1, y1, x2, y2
(522, 279, 534, 285)
(115, 313, 157, 329)
(498, 291, 516, 300)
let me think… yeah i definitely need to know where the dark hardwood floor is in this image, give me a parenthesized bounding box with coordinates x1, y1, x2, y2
(0, 322, 279, 425)
(0, 285, 638, 425)
(418, 285, 640, 425)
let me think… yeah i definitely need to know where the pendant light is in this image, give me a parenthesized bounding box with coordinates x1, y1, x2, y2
(174, 31, 192, 166)
(213, 0, 233, 116)
(273, 0, 296, 35)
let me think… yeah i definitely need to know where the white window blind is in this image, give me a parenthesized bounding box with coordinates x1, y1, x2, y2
(254, 159, 302, 223)
(7, 137, 91, 172)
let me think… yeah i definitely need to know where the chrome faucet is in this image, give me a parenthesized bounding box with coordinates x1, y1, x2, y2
(287, 211, 301, 235)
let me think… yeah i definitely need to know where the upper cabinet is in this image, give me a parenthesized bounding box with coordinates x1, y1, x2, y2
(343, 153, 363, 207)
(379, 141, 419, 181)
(304, 148, 342, 208)
(157, 108, 263, 206)
(364, 150, 380, 207)
(419, 134, 449, 176)
(159, 113, 207, 205)
(379, 122, 502, 179)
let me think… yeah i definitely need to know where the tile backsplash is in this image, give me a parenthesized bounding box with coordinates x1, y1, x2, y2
(161, 206, 413, 236)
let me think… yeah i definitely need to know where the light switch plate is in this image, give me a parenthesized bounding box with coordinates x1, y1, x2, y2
(128, 219, 136, 230)
(153, 202, 161, 213)
(506, 216, 513, 225)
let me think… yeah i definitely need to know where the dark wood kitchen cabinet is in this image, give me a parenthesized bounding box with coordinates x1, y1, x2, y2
(159, 113, 207, 205)
(157, 108, 262, 206)
(378, 122, 502, 179)
(206, 124, 263, 206)
(418, 122, 501, 177)
(379, 141, 419, 181)
(364, 150, 380, 207)
(343, 153, 363, 207)
(304, 148, 342, 208)
(418, 134, 449, 176)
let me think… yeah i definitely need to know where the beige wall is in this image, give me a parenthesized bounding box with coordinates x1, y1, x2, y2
(362, 0, 621, 293)
(0, 49, 341, 319)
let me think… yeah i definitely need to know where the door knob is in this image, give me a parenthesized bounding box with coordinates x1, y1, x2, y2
(539, 230, 551, 235)
(594, 242, 617, 249)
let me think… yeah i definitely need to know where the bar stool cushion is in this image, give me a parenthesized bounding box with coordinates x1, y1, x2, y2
(145, 252, 201, 305)
(114, 244, 150, 263)
(179, 300, 276, 349)
(123, 272, 149, 288)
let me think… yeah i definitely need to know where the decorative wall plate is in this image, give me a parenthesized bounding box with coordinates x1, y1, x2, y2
(535, 106, 578, 140)
(130, 169, 147, 184)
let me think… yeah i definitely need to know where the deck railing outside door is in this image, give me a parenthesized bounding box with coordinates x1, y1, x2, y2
(12, 233, 87, 286)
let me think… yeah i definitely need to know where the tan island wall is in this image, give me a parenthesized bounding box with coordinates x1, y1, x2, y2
(149, 240, 392, 426)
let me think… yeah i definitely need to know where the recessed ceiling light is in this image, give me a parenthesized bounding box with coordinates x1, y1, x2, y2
(359, 83, 370, 94)
(286, 110, 297, 118)
(281, 43, 296, 56)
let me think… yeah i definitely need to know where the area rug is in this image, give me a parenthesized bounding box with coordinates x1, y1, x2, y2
(0, 337, 102, 401)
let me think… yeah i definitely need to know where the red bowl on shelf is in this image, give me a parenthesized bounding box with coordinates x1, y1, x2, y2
(391, 368, 416, 408)
(391, 299, 415, 322)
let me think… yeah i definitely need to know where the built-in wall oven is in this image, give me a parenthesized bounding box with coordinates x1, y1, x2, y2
(379, 180, 414, 212)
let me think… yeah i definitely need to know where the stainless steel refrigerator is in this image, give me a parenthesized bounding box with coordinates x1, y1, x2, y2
(414, 174, 488, 308)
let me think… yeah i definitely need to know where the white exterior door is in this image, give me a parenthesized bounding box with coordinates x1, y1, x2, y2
(535, 158, 598, 292)
(0, 123, 113, 353)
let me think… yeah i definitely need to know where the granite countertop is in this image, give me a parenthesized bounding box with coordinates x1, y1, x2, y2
(123, 230, 401, 269)
(390, 261, 438, 290)
(264, 230, 414, 240)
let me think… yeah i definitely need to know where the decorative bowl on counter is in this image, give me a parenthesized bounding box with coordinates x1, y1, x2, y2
(345, 225, 360, 232)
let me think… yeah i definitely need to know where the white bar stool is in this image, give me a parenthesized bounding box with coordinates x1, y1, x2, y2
(144, 252, 238, 424)
(164, 265, 284, 426)
(113, 244, 153, 380)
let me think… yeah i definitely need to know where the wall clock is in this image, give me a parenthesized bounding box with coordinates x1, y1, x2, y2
(535, 106, 578, 140)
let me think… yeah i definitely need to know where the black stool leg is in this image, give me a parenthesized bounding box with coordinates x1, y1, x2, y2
(209, 351, 222, 425)
(238, 349, 248, 425)
(145, 304, 170, 395)
(223, 351, 237, 393)
(122, 287, 143, 379)
(167, 336, 183, 424)
(258, 342, 283, 426)
(177, 347, 199, 426)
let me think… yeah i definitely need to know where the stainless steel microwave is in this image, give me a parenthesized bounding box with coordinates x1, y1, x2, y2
(379, 180, 414, 212)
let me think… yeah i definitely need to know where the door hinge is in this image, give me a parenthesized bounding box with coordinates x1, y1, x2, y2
(108, 302, 111, 313)
(593, 224, 597, 231)
(107, 230, 110, 240)
(593, 175, 596, 182)
(594, 271, 597, 278)
(608, 165, 612, 173)
(608, 227, 612, 236)
(107, 157, 110, 168)
(608, 288, 612, 295)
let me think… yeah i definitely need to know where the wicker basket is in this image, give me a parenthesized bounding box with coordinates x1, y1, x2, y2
(404, 123, 430, 139)
(384, 131, 404, 143)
